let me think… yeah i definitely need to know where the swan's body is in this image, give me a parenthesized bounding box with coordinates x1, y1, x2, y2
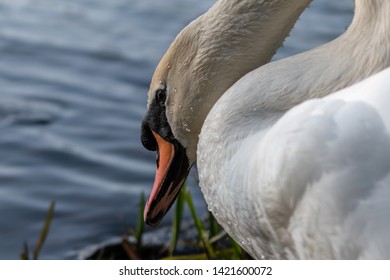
(199, 68, 390, 259)
(141, 0, 390, 259)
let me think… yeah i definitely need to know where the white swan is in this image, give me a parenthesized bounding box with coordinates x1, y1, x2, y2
(141, 0, 390, 259)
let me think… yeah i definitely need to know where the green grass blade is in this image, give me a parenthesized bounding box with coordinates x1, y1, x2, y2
(135, 193, 145, 250)
(183, 187, 215, 259)
(33, 201, 56, 260)
(208, 212, 220, 240)
(230, 236, 244, 259)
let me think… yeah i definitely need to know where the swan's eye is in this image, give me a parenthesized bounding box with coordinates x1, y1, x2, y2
(156, 89, 167, 106)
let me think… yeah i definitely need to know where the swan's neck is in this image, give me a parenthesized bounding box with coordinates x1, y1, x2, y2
(199, 0, 315, 94)
(203, 0, 313, 60)
(198, 0, 314, 92)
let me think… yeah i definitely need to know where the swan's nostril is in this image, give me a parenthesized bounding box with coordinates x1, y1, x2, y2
(140, 118, 157, 151)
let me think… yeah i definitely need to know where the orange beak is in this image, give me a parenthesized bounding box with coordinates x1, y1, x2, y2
(143, 130, 190, 226)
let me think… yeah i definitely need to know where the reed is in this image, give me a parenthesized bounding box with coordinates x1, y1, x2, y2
(20, 201, 56, 260)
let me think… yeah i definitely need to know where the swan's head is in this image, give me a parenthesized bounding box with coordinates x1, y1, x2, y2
(140, 20, 213, 226)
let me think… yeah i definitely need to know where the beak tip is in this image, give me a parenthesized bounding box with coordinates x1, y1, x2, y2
(144, 205, 165, 227)
(143, 201, 157, 227)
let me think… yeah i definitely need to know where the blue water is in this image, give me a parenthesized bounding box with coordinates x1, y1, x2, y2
(0, 0, 353, 259)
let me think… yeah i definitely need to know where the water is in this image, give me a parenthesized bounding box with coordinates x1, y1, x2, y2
(0, 0, 353, 259)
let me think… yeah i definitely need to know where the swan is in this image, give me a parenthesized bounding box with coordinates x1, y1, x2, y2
(140, 0, 390, 259)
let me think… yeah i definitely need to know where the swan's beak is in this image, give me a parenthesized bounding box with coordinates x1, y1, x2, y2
(141, 117, 190, 226)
